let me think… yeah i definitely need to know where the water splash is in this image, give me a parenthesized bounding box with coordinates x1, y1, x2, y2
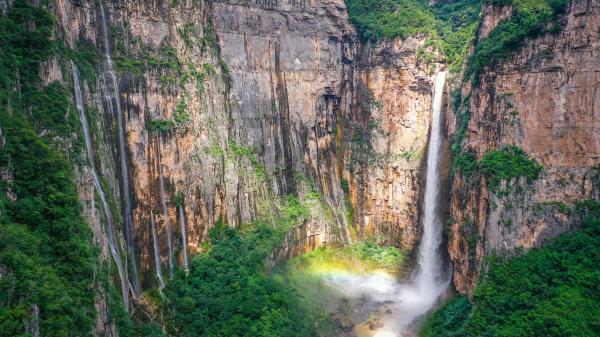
(99, 2, 140, 295)
(72, 65, 130, 310)
(156, 139, 174, 278)
(178, 204, 190, 273)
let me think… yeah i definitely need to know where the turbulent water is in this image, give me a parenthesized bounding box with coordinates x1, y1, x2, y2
(72, 66, 130, 310)
(99, 2, 140, 294)
(310, 72, 450, 337)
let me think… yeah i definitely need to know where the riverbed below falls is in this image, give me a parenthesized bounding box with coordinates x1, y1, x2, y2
(275, 244, 447, 337)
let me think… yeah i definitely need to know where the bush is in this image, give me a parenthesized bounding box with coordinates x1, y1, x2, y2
(479, 145, 543, 190)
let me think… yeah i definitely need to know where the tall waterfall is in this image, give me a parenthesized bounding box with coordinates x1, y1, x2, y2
(414, 71, 449, 300)
(157, 139, 174, 278)
(72, 66, 129, 310)
(150, 211, 166, 290)
(99, 2, 140, 294)
(178, 204, 190, 272)
(371, 72, 449, 337)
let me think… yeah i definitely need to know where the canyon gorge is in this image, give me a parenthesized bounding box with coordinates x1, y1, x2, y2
(0, 0, 598, 335)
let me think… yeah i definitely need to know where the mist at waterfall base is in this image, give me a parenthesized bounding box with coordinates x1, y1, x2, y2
(283, 72, 450, 337)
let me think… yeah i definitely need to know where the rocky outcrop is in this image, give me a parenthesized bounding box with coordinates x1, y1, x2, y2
(448, 0, 600, 295)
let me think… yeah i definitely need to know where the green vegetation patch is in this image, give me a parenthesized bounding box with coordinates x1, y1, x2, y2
(479, 145, 542, 190)
(431, 0, 481, 72)
(453, 145, 542, 191)
(422, 201, 600, 337)
(0, 1, 96, 335)
(345, 0, 480, 71)
(164, 222, 315, 337)
(465, 0, 569, 83)
(345, 0, 436, 40)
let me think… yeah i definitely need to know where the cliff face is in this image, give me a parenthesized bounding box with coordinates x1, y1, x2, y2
(46, 0, 436, 299)
(448, 0, 600, 295)
(346, 38, 435, 249)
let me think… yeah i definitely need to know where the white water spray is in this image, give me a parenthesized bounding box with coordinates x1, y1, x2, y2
(99, 2, 140, 294)
(156, 139, 174, 278)
(150, 211, 166, 291)
(72, 66, 130, 310)
(178, 204, 190, 273)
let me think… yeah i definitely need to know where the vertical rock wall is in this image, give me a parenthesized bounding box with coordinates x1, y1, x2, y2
(448, 0, 600, 295)
(47, 0, 437, 296)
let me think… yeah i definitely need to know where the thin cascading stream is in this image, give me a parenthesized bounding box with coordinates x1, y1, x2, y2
(150, 211, 166, 291)
(178, 204, 189, 273)
(72, 66, 130, 310)
(156, 138, 174, 278)
(99, 2, 140, 295)
(414, 71, 449, 299)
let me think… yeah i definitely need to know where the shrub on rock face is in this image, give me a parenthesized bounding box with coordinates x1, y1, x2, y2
(479, 145, 543, 190)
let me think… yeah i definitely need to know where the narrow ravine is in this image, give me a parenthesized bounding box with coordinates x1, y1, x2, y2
(99, 2, 140, 295)
(72, 66, 130, 310)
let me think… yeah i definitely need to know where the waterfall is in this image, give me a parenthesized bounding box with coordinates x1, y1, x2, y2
(99, 2, 140, 295)
(156, 139, 174, 278)
(414, 71, 449, 299)
(72, 66, 130, 310)
(371, 72, 450, 336)
(178, 204, 189, 272)
(150, 211, 166, 291)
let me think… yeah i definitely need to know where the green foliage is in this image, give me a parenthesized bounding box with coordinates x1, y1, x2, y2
(173, 99, 190, 125)
(228, 141, 267, 179)
(453, 151, 477, 176)
(454, 145, 542, 190)
(421, 296, 472, 337)
(465, 0, 569, 83)
(431, 0, 481, 71)
(345, 0, 480, 70)
(69, 39, 101, 85)
(479, 145, 543, 190)
(163, 222, 314, 337)
(177, 22, 197, 49)
(422, 202, 600, 337)
(147, 118, 177, 133)
(345, 0, 436, 40)
(147, 98, 189, 133)
(0, 2, 96, 335)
